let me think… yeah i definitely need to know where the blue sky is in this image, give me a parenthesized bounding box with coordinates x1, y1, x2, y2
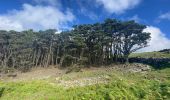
(0, 0, 170, 51)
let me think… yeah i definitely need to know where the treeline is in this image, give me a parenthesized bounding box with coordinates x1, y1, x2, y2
(0, 19, 150, 71)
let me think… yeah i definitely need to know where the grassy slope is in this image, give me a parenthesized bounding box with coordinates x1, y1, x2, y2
(0, 68, 170, 100)
(130, 51, 170, 58)
(0, 51, 170, 100)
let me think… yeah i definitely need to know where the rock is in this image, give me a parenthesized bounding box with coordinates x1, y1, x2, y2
(141, 65, 151, 71)
(126, 63, 151, 73)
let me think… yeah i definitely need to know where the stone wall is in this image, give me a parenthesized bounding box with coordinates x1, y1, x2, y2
(129, 58, 170, 69)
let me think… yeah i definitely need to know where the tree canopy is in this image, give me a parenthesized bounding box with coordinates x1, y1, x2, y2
(0, 18, 151, 71)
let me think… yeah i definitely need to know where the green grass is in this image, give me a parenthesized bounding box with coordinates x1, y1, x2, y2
(0, 68, 170, 100)
(130, 51, 170, 58)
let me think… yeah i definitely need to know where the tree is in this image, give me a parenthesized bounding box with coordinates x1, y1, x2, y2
(119, 21, 151, 63)
(0, 18, 151, 72)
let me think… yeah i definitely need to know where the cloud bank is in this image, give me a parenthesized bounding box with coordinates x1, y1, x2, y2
(139, 26, 170, 52)
(0, 3, 75, 31)
(96, 0, 141, 14)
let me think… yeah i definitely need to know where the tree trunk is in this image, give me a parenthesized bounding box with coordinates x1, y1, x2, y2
(46, 41, 52, 67)
(124, 54, 129, 64)
(59, 55, 64, 67)
(56, 47, 59, 65)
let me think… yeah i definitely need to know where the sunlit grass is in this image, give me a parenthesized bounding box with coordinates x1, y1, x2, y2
(0, 68, 170, 100)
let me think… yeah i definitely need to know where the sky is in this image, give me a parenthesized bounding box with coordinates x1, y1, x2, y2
(0, 0, 170, 52)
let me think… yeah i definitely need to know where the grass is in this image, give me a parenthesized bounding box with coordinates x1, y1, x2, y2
(130, 51, 170, 58)
(0, 68, 170, 100)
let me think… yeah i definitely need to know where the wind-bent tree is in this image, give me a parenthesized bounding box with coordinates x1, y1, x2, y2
(0, 18, 151, 72)
(119, 21, 151, 63)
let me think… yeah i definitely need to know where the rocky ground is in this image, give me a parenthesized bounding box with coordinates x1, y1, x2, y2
(0, 63, 151, 87)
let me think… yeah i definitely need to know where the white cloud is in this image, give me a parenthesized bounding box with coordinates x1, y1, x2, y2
(139, 26, 170, 52)
(0, 17, 23, 31)
(159, 12, 170, 20)
(0, 4, 75, 31)
(33, 0, 61, 7)
(96, 0, 141, 14)
(79, 7, 98, 20)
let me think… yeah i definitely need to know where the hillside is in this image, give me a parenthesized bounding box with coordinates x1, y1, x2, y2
(0, 64, 170, 100)
(130, 51, 170, 58)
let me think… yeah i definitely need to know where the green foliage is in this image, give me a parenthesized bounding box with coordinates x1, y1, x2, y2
(0, 86, 5, 97)
(0, 68, 170, 100)
(0, 18, 151, 71)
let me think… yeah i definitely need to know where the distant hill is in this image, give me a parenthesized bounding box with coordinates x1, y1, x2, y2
(159, 49, 170, 53)
(130, 49, 170, 58)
